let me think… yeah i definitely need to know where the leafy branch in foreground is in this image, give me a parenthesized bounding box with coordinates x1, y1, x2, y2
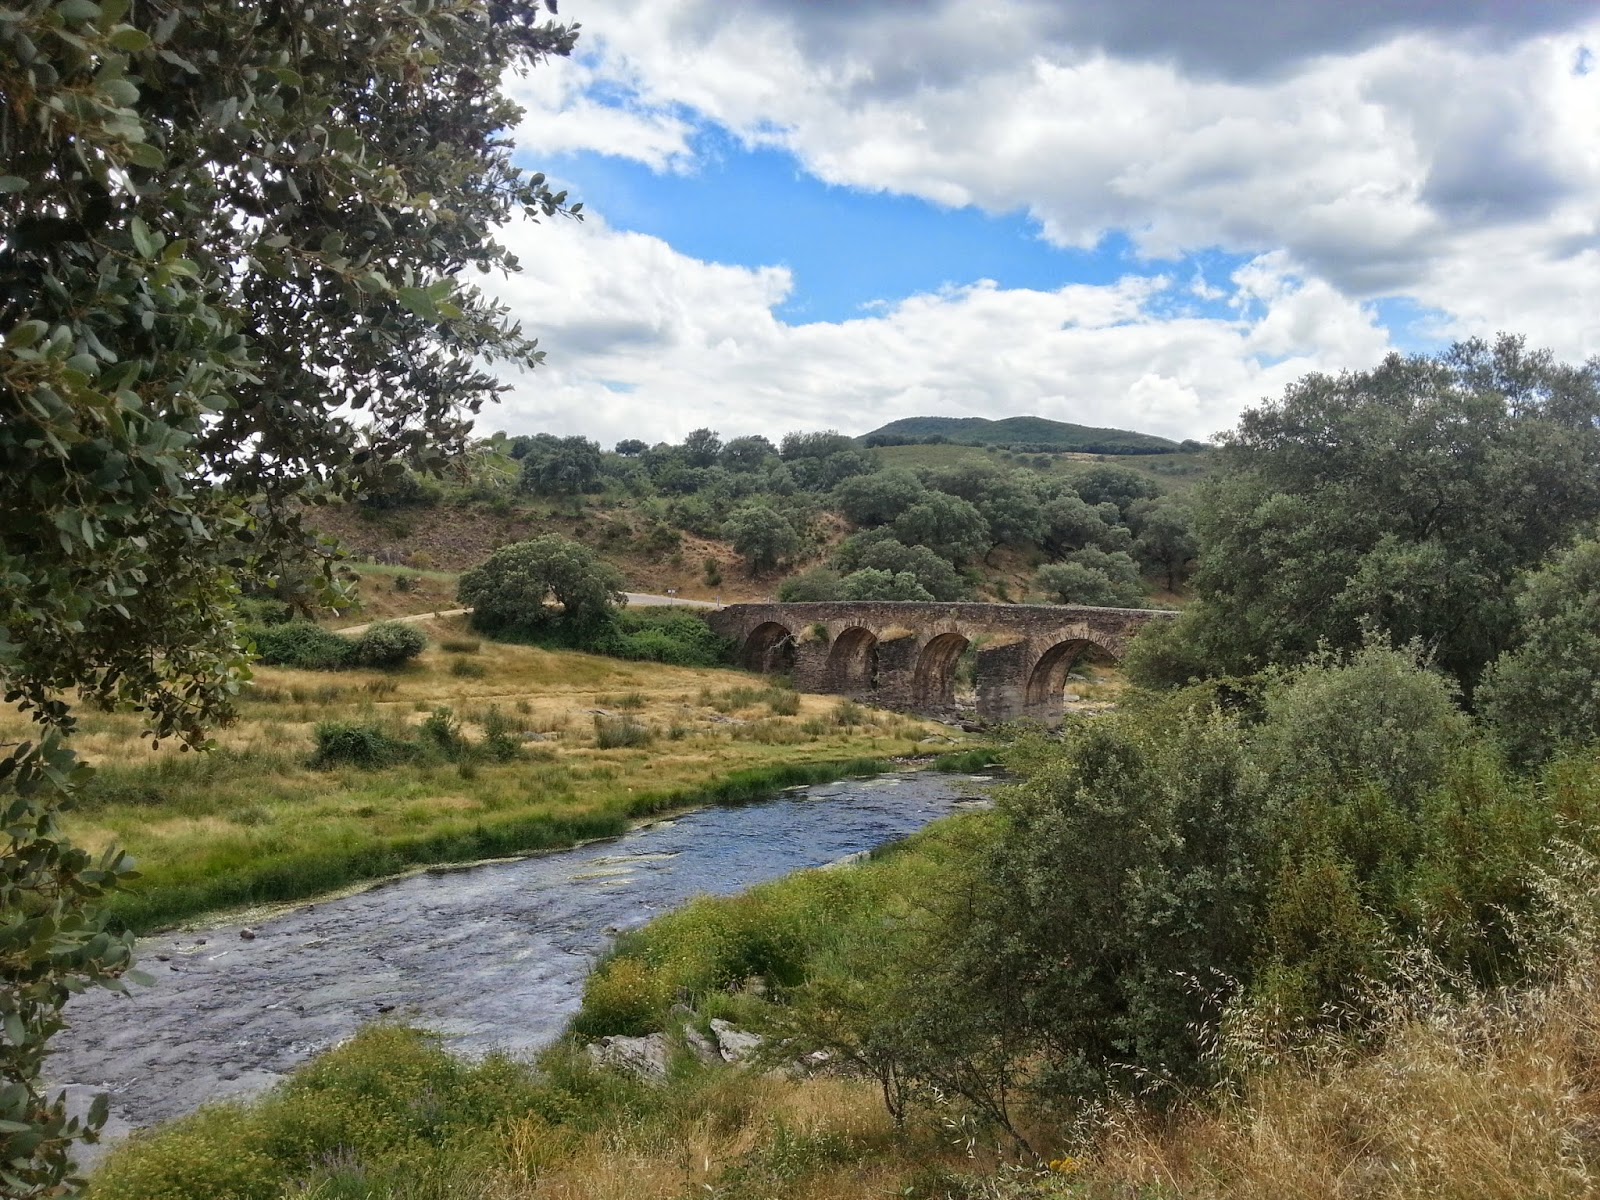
(1, 0, 576, 1188)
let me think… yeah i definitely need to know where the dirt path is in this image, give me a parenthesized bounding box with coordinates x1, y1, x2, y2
(336, 593, 719, 635)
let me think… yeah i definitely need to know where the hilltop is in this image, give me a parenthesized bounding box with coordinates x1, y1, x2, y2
(860, 414, 1189, 455)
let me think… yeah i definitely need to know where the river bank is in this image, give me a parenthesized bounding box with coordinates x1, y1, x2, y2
(51, 770, 995, 1155)
(16, 625, 967, 932)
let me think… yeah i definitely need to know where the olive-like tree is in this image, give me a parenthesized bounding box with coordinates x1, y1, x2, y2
(458, 536, 626, 635)
(722, 504, 802, 575)
(0, 1, 577, 1186)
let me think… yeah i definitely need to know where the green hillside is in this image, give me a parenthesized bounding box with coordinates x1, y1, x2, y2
(860, 414, 1186, 455)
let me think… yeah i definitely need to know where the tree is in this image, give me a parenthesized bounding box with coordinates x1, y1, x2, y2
(891, 494, 990, 565)
(1069, 464, 1160, 514)
(722, 505, 802, 575)
(833, 533, 968, 601)
(927, 463, 1046, 554)
(1130, 497, 1198, 590)
(780, 429, 857, 461)
(1034, 558, 1145, 608)
(1168, 337, 1600, 688)
(1040, 489, 1130, 556)
(837, 569, 935, 602)
(1, 1, 577, 1183)
(1479, 539, 1600, 766)
(517, 434, 603, 496)
(681, 427, 723, 468)
(833, 470, 927, 527)
(614, 439, 648, 457)
(720, 434, 777, 473)
(458, 536, 624, 635)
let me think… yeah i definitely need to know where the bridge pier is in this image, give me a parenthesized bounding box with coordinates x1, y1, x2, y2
(974, 639, 1031, 723)
(706, 601, 1174, 724)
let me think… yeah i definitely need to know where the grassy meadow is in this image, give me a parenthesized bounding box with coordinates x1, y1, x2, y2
(33, 615, 958, 932)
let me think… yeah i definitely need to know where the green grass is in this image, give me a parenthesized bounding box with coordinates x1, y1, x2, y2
(36, 629, 945, 932)
(101, 753, 895, 932)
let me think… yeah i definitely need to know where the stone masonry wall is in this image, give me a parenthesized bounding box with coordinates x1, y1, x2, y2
(704, 601, 1174, 723)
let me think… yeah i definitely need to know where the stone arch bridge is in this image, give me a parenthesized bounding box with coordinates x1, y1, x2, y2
(703, 602, 1174, 724)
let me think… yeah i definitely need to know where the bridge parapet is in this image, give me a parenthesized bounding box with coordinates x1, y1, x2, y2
(704, 601, 1174, 724)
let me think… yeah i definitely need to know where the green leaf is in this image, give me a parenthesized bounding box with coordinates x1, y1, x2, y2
(0, 176, 27, 194)
(107, 25, 150, 51)
(5, 321, 46, 349)
(55, 0, 101, 21)
(123, 140, 163, 169)
(129, 216, 154, 257)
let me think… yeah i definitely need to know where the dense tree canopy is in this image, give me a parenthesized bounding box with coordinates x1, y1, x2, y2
(0, 0, 577, 1184)
(1479, 538, 1600, 766)
(517, 434, 603, 496)
(459, 536, 624, 635)
(1140, 337, 1600, 690)
(722, 504, 802, 575)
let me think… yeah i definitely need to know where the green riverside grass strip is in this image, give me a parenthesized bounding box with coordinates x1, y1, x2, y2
(108, 757, 896, 933)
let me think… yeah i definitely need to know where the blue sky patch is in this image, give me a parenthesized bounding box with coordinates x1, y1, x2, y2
(529, 129, 1201, 325)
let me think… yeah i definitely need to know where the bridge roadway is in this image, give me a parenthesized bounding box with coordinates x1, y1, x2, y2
(704, 600, 1174, 724)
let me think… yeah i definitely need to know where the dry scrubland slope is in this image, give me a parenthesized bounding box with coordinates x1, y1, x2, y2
(312, 441, 1212, 604)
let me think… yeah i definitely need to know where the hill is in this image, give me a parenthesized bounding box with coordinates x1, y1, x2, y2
(860, 414, 1185, 455)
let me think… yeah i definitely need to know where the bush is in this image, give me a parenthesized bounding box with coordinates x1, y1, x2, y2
(349, 621, 427, 668)
(244, 620, 353, 670)
(594, 715, 653, 749)
(594, 609, 735, 667)
(440, 637, 481, 654)
(778, 567, 842, 602)
(479, 705, 522, 762)
(311, 722, 409, 769)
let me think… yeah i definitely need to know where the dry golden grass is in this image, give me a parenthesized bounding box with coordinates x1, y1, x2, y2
(1074, 957, 1600, 1200)
(487, 1076, 906, 1200)
(13, 615, 951, 929)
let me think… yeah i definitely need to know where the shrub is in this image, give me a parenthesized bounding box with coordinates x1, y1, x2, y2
(594, 715, 652, 749)
(778, 567, 842, 602)
(479, 705, 522, 762)
(440, 637, 481, 654)
(310, 722, 409, 769)
(421, 706, 467, 758)
(449, 657, 487, 678)
(595, 609, 735, 667)
(349, 621, 427, 668)
(244, 620, 353, 670)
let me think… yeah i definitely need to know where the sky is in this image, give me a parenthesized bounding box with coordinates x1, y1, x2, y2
(478, 0, 1600, 447)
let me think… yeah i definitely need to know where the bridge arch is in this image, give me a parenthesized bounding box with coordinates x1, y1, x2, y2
(1025, 636, 1118, 711)
(741, 621, 796, 673)
(826, 626, 879, 694)
(914, 631, 970, 709)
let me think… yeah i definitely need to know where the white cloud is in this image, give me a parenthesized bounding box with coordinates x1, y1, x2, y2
(507, 2, 1600, 361)
(481, 1, 1600, 446)
(482, 216, 1390, 447)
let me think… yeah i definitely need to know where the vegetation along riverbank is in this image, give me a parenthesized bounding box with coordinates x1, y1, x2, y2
(24, 615, 963, 933)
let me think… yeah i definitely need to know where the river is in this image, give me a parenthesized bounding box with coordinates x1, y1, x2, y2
(48, 770, 993, 1146)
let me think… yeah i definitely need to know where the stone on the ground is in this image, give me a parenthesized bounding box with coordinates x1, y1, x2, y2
(683, 1024, 721, 1064)
(585, 1033, 670, 1080)
(709, 1018, 763, 1063)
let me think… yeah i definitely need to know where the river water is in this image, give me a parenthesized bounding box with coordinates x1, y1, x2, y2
(48, 770, 992, 1141)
